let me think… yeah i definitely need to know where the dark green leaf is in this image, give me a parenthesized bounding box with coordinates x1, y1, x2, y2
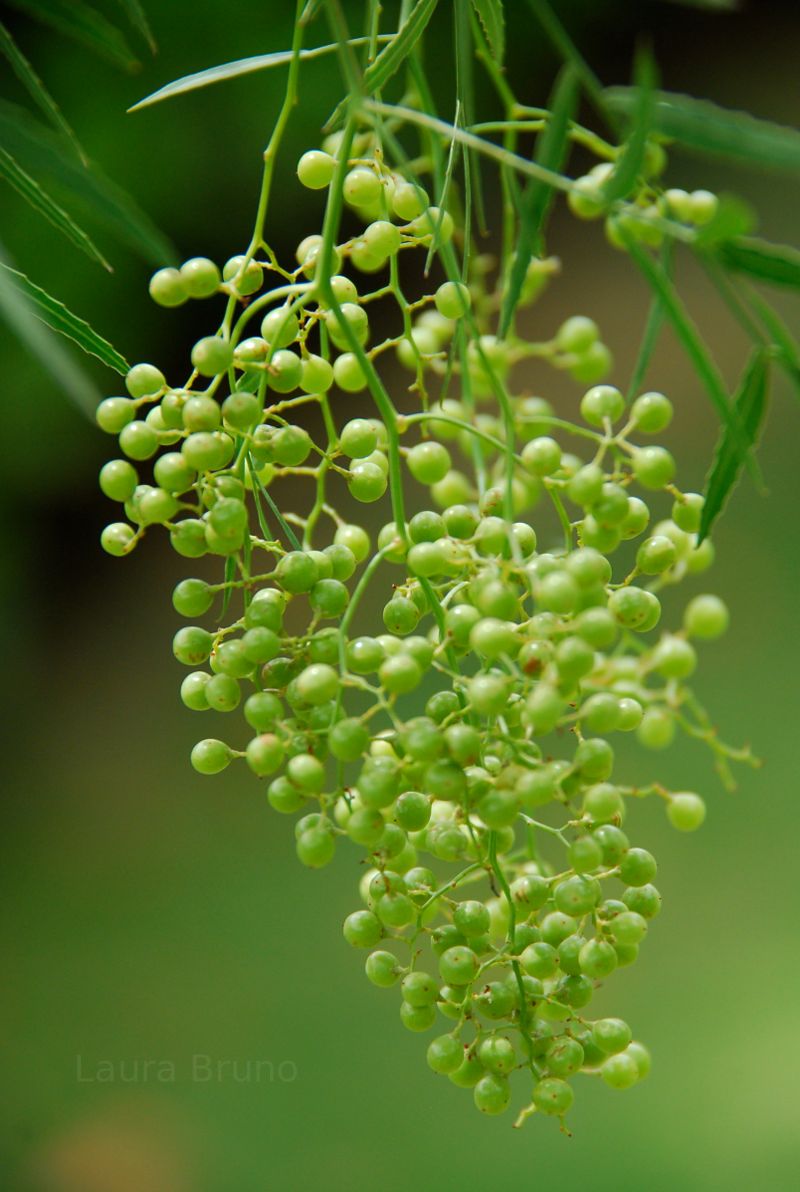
(471, 0, 505, 63)
(0, 146, 111, 270)
(699, 351, 769, 541)
(0, 20, 86, 162)
(1, 263, 129, 374)
(0, 101, 175, 265)
(601, 48, 656, 205)
(626, 241, 672, 400)
(662, 0, 739, 9)
(6, 0, 140, 72)
(622, 232, 755, 471)
(691, 194, 755, 247)
(129, 35, 392, 111)
(114, 0, 156, 53)
(499, 66, 578, 337)
(0, 246, 100, 416)
(714, 237, 800, 289)
(604, 87, 800, 174)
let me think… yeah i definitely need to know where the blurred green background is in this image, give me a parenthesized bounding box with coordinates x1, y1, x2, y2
(2, 2, 799, 1189)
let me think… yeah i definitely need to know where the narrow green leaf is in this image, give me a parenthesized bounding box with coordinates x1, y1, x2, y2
(499, 66, 578, 338)
(0, 20, 86, 162)
(129, 35, 393, 112)
(699, 351, 769, 541)
(324, 0, 439, 131)
(219, 555, 237, 623)
(455, 0, 486, 240)
(525, 0, 621, 136)
(626, 241, 673, 400)
(604, 87, 800, 174)
(622, 232, 754, 469)
(1, 263, 129, 374)
(7, 0, 140, 72)
(0, 101, 175, 265)
(714, 237, 800, 289)
(0, 147, 112, 270)
(247, 453, 302, 551)
(471, 0, 505, 63)
(0, 246, 99, 416)
(114, 0, 156, 53)
(601, 48, 656, 205)
(746, 288, 800, 401)
(663, 0, 740, 10)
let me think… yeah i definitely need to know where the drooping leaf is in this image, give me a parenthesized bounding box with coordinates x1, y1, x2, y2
(0, 147, 111, 270)
(699, 351, 769, 541)
(622, 233, 754, 470)
(471, 0, 505, 63)
(626, 241, 673, 400)
(1, 264, 129, 374)
(714, 237, 800, 289)
(6, 0, 140, 72)
(746, 288, 800, 401)
(113, 0, 156, 54)
(601, 47, 656, 205)
(525, 0, 621, 136)
(499, 66, 577, 338)
(0, 101, 175, 265)
(247, 453, 302, 551)
(604, 87, 800, 174)
(0, 20, 86, 162)
(0, 248, 100, 416)
(129, 35, 393, 112)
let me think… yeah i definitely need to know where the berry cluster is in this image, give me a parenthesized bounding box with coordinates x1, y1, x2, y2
(97, 127, 751, 1127)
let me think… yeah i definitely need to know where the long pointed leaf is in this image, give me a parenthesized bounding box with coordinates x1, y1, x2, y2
(525, 0, 621, 136)
(0, 247, 100, 416)
(129, 35, 393, 112)
(604, 87, 800, 175)
(601, 48, 656, 204)
(0, 20, 86, 162)
(0, 147, 111, 270)
(499, 66, 577, 338)
(622, 233, 754, 470)
(1, 264, 129, 374)
(247, 453, 302, 551)
(471, 0, 505, 63)
(0, 101, 175, 265)
(699, 351, 769, 541)
(114, 0, 156, 53)
(714, 237, 800, 289)
(7, 0, 140, 72)
(746, 288, 800, 401)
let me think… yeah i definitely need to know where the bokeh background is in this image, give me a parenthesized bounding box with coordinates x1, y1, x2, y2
(2, 1, 799, 1188)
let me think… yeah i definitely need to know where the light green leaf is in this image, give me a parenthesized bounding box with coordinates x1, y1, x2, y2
(604, 87, 800, 174)
(0, 101, 175, 265)
(699, 351, 769, 541)
(601, 48, 656, 204)
(114, 0, 156, 53)
(499, 66, 578, 338)
(714, 237, 800, 289)
(0, 20, 86, 162)
(0, 248, 100, 416)
(471, 0, 505, 63)
(1, 263, 129, 374)
(7, 0, 140, 72)
(0, 146, 111, 270)
(129, 35, 393, 112)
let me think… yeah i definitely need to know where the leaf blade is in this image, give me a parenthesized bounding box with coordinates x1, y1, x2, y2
(0, 101, 175, 265)
(1, 263, 129, 374)
(0, 146, 112, 270)
(6, 0, 140, 72)
(471, 0, 505, 63)
(601, 47, 656, 205)
(499, 65, 578, 337)
(113, 0, 156, 53)
(129, 35, 393, 112)
(525, 0, 620, 135)
(0, 20, 86, 162)
(604, 87, 800, 174)
(699, 351, 769, 541)
(714, 236, 800, 289)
